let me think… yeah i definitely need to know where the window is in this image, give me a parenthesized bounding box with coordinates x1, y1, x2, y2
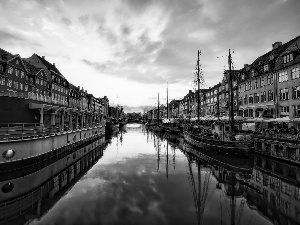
(20, 71, 24, 78)
(269, 54, 274, 60)
(254, 78, 258, 89)
(1, 77, 5, 85)
(8, 66, 13, 74)
(7, 79, 12, 87)
(15, 69, 19, 77)
(248, 80, 252, 90)
(239, 97, 242, 106)
(16, 60, 19, 65)
(264, 64, 269, 72)
(293, 86, 300, 99)
(25, 85, 28, 91)
(260, 76, 265, 87)
(254, 93, 259, 103)
(280, 88, 289, 100)
(268, 90, 274, 101)
(292, 67, 299, 79)
(283, 53, 294, 64)
(249, 108, 253, 117)
(278, 71, 288, 82)
(245, 83, 247, 91)
(249, 94, 253, 104)
(281, 106, 289, 113)
(261, 91, 266, 102)
(281, 182, 291, 196)
(294, 105, 300, 117)
(20, 83, 23, 90)
(36, 78, 39, 85)
(267, 74, 273, 85)
(14, 81, 18, 89)
(295, 187, 300, 201)
(0, 64, 3, 73)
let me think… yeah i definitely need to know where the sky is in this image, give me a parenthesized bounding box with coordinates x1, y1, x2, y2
(0, 0, 299, 112)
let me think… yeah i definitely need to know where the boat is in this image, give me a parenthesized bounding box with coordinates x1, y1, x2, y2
(0, 49, 107, 201)
(118, 119, 127, 128)
(183, 50, 253, 156)
(152, 92, 164, 132)
(0, 144, 106, 225)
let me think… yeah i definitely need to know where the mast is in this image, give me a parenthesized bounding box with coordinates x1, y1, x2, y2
(228, 49, 234, 133)
(197, 50, 201, 122)
(167, 83, 169, 119)
(157, 92, 160, 125)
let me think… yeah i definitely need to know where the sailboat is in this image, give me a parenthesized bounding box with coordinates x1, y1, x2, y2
(183, 50, 253, 156)
(153, 92, 164, 132)
(164, 83, 182, 134)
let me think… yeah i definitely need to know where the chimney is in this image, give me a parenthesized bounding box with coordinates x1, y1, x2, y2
(53, 63, 55, 66)
(244, 64, 248, 68)
(272, 42, 282, 49)
(78, 86, 80, 90)
(42, 56, 45, 59)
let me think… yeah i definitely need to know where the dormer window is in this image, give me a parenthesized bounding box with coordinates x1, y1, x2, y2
(16, 60, 19, 65)
(283, 53, 294, 63)
(241, 74, 245, 80)
(251, 70, 255, 77)
(264, 64, 269, 72)
(269, 54, 274, 60)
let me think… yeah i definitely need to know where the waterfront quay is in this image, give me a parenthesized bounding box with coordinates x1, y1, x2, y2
(1, 123, 299, 225)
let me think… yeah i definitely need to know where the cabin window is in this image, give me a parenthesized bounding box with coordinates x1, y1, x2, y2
(2, 182, 14, 193)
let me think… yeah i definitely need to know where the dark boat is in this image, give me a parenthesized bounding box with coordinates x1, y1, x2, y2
(183, 50, 253, 156)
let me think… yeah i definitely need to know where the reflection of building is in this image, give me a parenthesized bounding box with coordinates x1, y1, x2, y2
(239, 154, 300, 225)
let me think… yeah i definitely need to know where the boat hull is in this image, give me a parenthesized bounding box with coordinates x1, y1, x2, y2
(0, 126, 105, 163)
(183, 130, 252, 157)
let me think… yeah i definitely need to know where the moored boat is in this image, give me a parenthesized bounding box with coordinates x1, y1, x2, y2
(183, 50, 253, 157)
(0, 49, 108, 188)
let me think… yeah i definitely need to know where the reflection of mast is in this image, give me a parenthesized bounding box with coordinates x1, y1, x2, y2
(166, 141, 169, 179)
(156, 135, 160, 171)
(186, 156, 211, 225)
(172, 145, 176, 170)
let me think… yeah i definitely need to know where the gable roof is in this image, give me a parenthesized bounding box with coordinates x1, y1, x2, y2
(22, 60, 41, 75)
(0, 48, 15, 62)
(34, 54, 65, 78)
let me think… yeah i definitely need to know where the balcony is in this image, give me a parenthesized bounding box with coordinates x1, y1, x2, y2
(0, 91, 69, 107)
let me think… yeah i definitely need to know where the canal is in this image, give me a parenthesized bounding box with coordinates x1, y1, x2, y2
(2, 123, 300, 225)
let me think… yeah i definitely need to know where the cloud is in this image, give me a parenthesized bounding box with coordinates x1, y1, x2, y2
(61, 17, 72, 27)
(82, 59, 118, 74)
(78, 15, 89, 25)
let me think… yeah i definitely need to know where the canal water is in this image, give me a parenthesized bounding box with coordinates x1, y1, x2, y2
(5, 123, 300, 225)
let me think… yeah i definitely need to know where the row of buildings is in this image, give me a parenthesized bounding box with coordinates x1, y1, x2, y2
(145, 35, 300, 123)
(0, 48, 109, 127)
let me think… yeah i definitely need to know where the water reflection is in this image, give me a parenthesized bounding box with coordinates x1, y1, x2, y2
(1, 124, 299, 225)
